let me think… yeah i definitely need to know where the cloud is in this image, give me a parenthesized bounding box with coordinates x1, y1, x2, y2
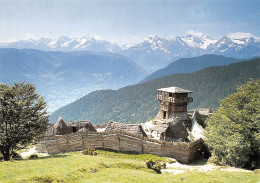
(186, 30, 204, 37)
(228, 32, 259, 40)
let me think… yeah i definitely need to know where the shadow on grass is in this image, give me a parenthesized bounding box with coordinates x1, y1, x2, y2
(96, 148, 141, 155)
(37, 154, 71, 160)
(13, 154, 71, 162)
(187, 158, 208, 166)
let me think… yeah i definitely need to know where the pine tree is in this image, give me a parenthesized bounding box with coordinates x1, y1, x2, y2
(0, 82, 48, 160)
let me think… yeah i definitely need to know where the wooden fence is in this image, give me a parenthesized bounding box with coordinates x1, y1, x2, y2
(35, 132, 203, 163)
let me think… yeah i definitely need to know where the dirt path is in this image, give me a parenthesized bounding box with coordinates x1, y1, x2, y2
(162, 158, 251, 174)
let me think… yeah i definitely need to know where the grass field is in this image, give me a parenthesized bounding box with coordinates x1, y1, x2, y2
(0, 150, 259, 183)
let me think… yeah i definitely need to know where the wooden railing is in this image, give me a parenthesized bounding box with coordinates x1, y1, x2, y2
(157, 95, 193, 103)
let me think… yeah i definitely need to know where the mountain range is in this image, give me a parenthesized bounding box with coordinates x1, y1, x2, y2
(140, 54, 242, 83)
(49, 58, 260, 124)
(0, 33, 259, 114)
(1, 33, 259, 73)
(0, 48, 144, 112)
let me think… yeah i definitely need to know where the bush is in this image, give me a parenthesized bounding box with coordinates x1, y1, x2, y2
(82, 147, 97, 156)
(205, 79, 260, 170)
(146, 159, 166, 174)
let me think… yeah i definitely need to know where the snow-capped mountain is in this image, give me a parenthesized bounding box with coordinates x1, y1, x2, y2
(120, 33, 259, 72)
(0, 36, 122, 53)
(0, 32, 259, 73)
(120, 35, 196, 72)
(206, 36, 260, 58)
(181, 34, 217, 49)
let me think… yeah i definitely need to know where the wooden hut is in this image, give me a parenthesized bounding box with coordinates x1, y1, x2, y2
(104, 121, 147, 137)
(66, 121, 96, 133)
(53, 117, 71, 135)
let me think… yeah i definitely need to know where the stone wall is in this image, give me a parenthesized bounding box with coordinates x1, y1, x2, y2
(35, 132, 203, 163)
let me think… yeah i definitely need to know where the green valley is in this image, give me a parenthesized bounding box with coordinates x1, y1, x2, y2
(50, 58, 260, 124)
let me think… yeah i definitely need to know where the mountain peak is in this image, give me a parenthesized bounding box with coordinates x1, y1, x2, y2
(57, 36, 71, 41)
(181, 34, 217, 49)
(227, 32, 259, 45)
(218, 36, 234, 44)
(146, 35, 162, 42)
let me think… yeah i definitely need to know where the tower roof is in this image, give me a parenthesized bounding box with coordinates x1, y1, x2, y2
(157, 86, 193, 93)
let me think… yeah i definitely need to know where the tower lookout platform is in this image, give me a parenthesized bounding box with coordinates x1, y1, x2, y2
(156, 86, 193, 122)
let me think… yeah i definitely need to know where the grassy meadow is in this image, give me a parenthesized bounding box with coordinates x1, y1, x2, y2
(0, 150, 259, 183)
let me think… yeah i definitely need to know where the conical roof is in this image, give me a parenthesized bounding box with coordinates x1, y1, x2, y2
(54, 117, 71, 135)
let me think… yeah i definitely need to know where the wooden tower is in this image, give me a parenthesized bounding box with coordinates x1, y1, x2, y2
(156, 86, 193, 121)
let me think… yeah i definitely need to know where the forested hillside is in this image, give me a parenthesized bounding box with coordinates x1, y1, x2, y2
(140, 54, 241, 83)
(50, 58, 260, 124)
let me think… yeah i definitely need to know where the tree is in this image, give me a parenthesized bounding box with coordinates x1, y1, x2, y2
(0, 82, 48, 160)
(204, 79, 260, 169)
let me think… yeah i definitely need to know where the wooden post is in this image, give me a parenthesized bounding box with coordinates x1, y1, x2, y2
(66, 134, 70, 151)
(81, 134, 85, 149)
(101, 133, 104, 149)
(118, 133, 120, 153)
(55, 135, 61, 153)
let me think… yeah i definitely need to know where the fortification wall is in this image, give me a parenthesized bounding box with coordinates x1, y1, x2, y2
(35, 132, 203, 163)
(118, 134, 142, 153)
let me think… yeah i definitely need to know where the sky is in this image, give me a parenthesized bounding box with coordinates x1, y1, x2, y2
(0, 0, 259, 44)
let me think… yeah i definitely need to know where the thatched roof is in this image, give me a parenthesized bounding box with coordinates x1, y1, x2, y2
(104, 121, 147, 137)
(149, 123, 170, 134)
(169, 118, 189, 141)
(66, 121, 96, 132)
(157, 86, 192, 93)
(54, 117, 71, 135)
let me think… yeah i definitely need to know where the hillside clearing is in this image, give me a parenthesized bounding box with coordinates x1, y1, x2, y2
(0, 150, 259, 183)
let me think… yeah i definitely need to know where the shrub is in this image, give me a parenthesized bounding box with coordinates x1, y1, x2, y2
(82, 147, 97, 156)
(146, 159, 166, 174)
